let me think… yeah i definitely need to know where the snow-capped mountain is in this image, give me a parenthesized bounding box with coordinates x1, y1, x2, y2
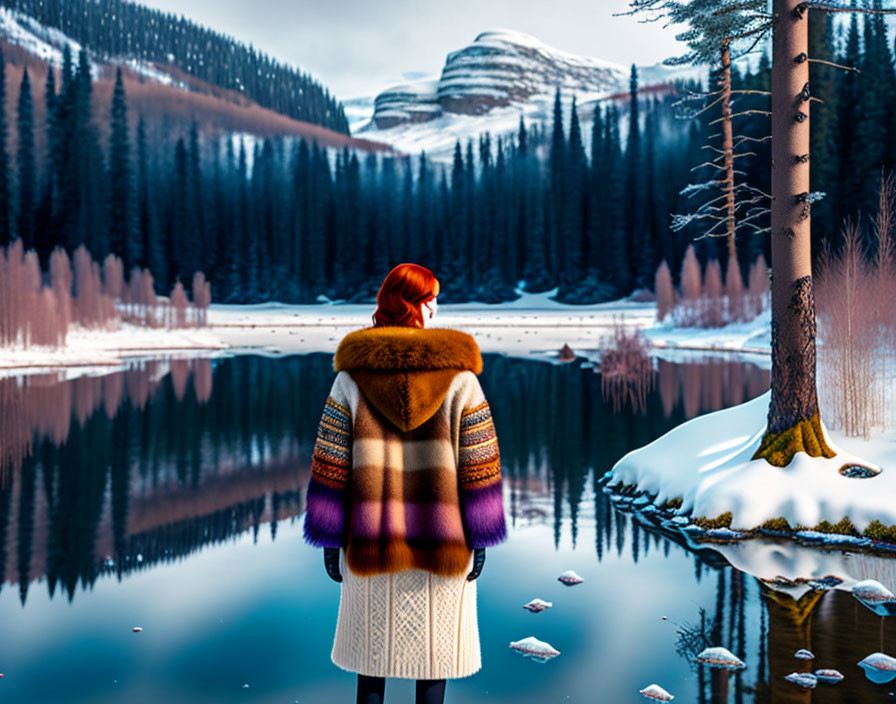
(356, 29, 704, 161)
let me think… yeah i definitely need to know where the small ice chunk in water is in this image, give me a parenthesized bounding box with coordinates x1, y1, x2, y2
(852, 579, 895, 603)
(852, 580, 896, 616)
(794, 649, 815, 660)
(696, 647, 746, 670)
(639, 684, 674, 701)
(557, 570, 584, 586)
(814, 669, 844, 684)
(509, 637, 561, 662)
(858, 652, 896, 684)
(132, 627, 143, 633)
(523, 598, 553, 613)
(785, 673, 817, 689)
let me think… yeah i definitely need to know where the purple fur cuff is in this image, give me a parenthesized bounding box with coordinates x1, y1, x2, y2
(460, 482, 507, 548)
(303, 477, 347, 548)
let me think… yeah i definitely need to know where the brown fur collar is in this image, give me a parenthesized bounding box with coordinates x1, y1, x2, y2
(334, 327, 482, 432)
(334, 327, 482, 374)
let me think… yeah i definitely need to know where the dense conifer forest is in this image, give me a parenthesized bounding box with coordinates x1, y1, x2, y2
(0, 11, 892, 304)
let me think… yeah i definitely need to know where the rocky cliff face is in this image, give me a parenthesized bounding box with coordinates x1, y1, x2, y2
(371, 29, 629, 128)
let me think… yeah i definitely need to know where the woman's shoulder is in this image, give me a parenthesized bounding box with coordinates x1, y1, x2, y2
(333, 326, 481, 374)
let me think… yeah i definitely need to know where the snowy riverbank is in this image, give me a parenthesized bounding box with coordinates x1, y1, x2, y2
(608, 391, 896, 540)
(0, 290, 773, 377)
(0, 323, 226, 375)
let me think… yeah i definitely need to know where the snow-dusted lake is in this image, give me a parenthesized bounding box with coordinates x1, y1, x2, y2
(0, 353, 893, 703)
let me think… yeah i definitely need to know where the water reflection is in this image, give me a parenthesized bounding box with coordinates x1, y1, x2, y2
(0, 355, 772, 603)
(3, 353, 893, 704)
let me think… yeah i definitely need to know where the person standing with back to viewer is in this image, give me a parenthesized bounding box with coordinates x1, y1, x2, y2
(303, 263, 507, 704)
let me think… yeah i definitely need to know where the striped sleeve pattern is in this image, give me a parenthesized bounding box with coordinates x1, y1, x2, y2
(304, 396, 352, 548)
(457, 400, 506, 548)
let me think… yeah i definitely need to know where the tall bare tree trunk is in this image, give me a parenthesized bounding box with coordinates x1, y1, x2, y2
(753, 0, 834, 466)
(720, 39, 737, 263)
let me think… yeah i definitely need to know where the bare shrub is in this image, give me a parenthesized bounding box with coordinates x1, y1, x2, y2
(747, 253, 770, 320)
(701, 259, 724, 328)
(677, 245, 703, 326)
(600, 318, 655, 413)
(725, 259, 745, 322)
(49, 248, 73, 345)
(103, 254, 125, 302)
(192, 271, 212, 327)
(168, 281, 189, 329)
(655, 260, 675, 323)
(818, 219, 892, 438)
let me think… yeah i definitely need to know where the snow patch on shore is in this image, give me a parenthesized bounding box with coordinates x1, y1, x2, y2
(610, 391, 896, 531)
(0, 292, 771, 376)
(0, 323, 227, 377)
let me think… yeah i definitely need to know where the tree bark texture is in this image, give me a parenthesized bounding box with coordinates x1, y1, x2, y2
(754, 0, 834, 467)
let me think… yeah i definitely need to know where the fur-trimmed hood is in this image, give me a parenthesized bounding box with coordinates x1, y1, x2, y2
(334, 327, 482, 432)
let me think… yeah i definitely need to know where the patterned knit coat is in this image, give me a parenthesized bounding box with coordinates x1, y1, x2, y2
(304, 326, 506, 679)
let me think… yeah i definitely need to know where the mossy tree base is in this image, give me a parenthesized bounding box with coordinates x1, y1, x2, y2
(752, 411, 835, 467)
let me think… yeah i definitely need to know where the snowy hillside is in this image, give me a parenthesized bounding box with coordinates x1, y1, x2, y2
(355, 29, 704, 160)
(0, 7, 392, 153)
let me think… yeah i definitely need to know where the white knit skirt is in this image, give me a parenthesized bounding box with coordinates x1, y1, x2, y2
(331, 551, 481, 680)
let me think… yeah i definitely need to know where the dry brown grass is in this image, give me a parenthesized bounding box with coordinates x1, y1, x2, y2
(600, 318, 656, 413)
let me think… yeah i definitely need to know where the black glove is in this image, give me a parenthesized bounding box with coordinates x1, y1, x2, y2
(467, 548, 486, 581)
(324, 547, 342, 583)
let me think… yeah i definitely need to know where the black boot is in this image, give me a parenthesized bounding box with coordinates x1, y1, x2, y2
(415, 679, 446, 704)
(356, 674, 385, 704)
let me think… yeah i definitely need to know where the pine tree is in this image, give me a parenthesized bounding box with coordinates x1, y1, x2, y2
(624, 65, 643, 290)
(549, 86, 566, 278)
(17, 67, 36, 249)
(108, 68, 134, 268)
(565, 96, 587, 289)
(603, 106, 628, 293)
(0, 48, 10, 246)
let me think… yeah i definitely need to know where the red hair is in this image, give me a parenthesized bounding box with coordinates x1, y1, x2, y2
(373, 264, 439, 328)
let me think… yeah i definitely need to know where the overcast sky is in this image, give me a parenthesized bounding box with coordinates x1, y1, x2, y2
(138, 0, 688, 100)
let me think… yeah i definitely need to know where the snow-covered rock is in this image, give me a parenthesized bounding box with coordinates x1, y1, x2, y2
(367, 29, 626, 130)
(522, 598, 553, 613)
(794, 649, 815, 660)
(357, 29, 703, 159)
(557, 570, 584, 586)
(784, 672, 817, 689)
(639, 684, 674, 701)
(509, 636, 561, 662)
(696, 647, 746, 670)
(852, 579, 896, 603)
(814, 669, 844, 684)
(857, 653, 896, 684)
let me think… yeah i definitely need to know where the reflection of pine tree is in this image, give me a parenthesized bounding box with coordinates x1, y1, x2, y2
(0, 471, 12, 596)
(16, 462, 36, 603)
